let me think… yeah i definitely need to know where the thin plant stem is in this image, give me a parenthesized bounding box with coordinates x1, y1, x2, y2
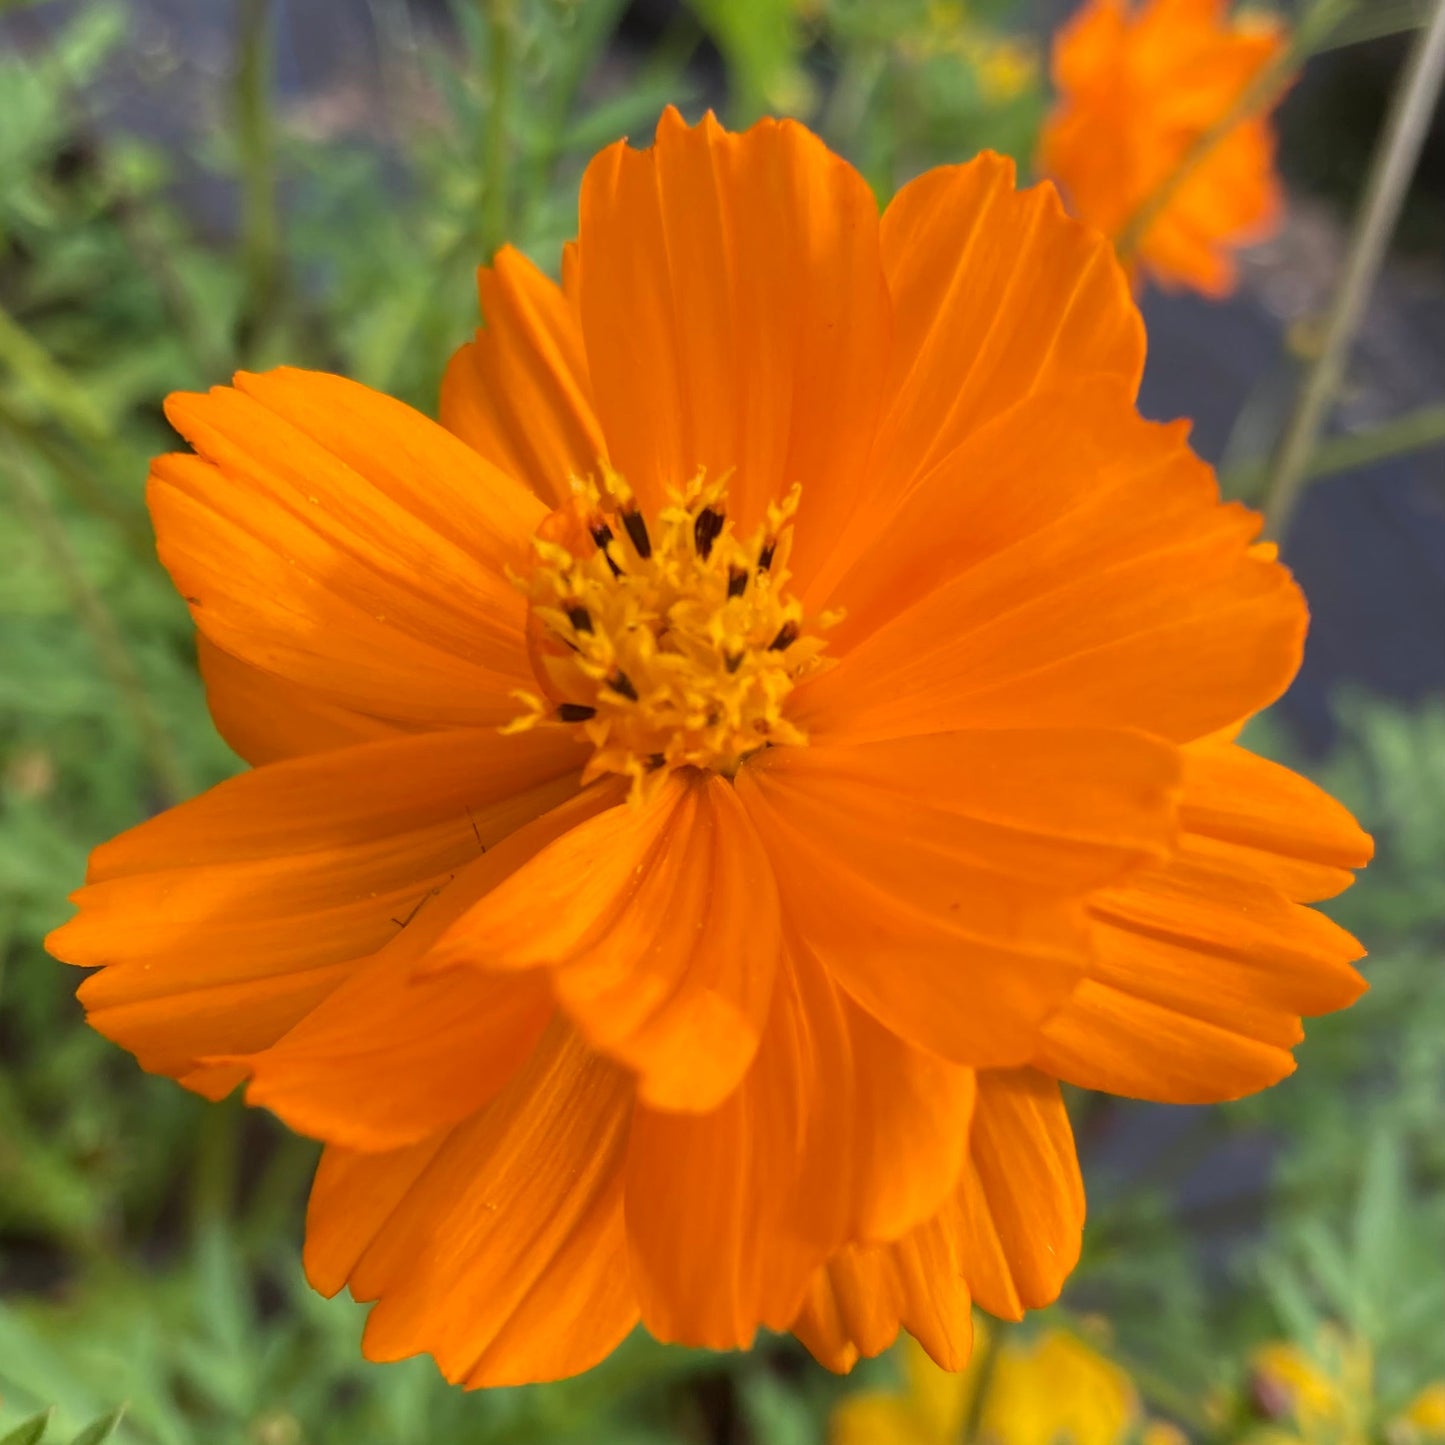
(1261, 0, 1445, 541)
(819, 44, 889, 157)
(242, 1131, 320, 1246)
(1225, 403, 1445, 500)
(480, 0, 517, 258)
(190, 1093, 243, 1234)
(518, 0, 627, 222)
(1114, 0, 1354, 267)
(4, 445, 190, 808)
(235, 0, 282, 361)
(1324, 0, 1430, 50)
(961, 1318, 1007, 1443)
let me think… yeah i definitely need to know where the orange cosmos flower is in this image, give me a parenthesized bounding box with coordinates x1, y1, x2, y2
(48, 108, 1370, 1388)
(1038, 0, 1288, 296)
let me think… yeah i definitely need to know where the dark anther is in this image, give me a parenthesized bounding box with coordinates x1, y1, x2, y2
(590, 522, 623, 577)
(727, 566, 748, 598)
(557, 702, 597, 722)
(758, 539, 777, 572)
(694, 506, 725, 560)
(608, 671, 640, 701)
(620, 508, 652, 559)
(565, 605, 593, 633)
(768, 621, 799, 652)
(725, 652, 743, 673)
(646, 752, 666, 770)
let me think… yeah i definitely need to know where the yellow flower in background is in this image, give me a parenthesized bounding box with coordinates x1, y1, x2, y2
(831, 1325, 1140, 1445)
(1250, 1330, 1372, 1445)
(984, 1330, 1138, 1445)
(1248, 1330, 1445, 1445)
(832, 1334, 977, 1445)
(1400, 1384, 1445, 1439)
(960, 31, 1038, 105)
(899, 2, 1040, 104)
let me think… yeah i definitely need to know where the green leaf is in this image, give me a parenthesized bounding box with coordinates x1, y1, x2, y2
(683, 0, 806, 117)
(0, 1410, 54, 1445)
(66, 1410, 124, 1445)
(1352, 1128, 1406, 1330)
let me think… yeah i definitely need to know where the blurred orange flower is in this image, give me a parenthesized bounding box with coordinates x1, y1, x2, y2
(1038, 0, 1288, 296)
(48, 109, 1369, 1388)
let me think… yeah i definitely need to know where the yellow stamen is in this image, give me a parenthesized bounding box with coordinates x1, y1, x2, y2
(507, 467, 836, 801)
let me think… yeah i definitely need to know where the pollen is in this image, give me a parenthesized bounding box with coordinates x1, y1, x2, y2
(507, 467, 837, 799)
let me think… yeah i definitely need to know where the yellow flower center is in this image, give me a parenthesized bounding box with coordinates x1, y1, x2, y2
(507, 468, 835, 799)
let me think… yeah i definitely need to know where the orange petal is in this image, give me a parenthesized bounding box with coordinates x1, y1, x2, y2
(867, 152, 1142, 509)
(954, 1068, 1084, 1319)
(575, 108, 889, 558)
(227, 784, 622, 1148)
(793, 1069, 1079, 1367)
(305, 1020, 637, 1388)
(747, 728, 1178, 889)
(624, 945, 973, 1353)
(1177, 740, 1372, 901)
(1036, 886, 1365, 1104)
(1035, 742, 1368, 1104)
(240, 960, 554, 1150)
(1034, 976, 1299, 1104)
(197, 635, 404, 766)
(439, 245, 605, 508)
(1039, 0, 1285, 298)
(823, 976, 979, 1246)
(738, 744, 1106, 1066)
(46, 728, 585, 1093)
(623, 955, 846, 1350)
(152, 368, 544, 728)
(792, 1222, 975, 1374)
(805, 376, 1194, 636)
(429, 772, 781, 1112)
(797, 403, 1303, 746)
(1141, 118, 1282, 297)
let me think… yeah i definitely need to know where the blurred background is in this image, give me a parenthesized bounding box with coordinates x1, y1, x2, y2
(1, 1, 1443, 1441)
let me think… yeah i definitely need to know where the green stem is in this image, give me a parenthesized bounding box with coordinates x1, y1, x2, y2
(518, 0, 628, 225)
(1115, 0, 1354, 267)
(242, 1131, 319, 1246)
(235, 0, 282, 361)
(190, 1094, 243, 1234)
(1261, 0, 1445, 541)
(1324, 0, 1431, 50)
(480, 0, 517, 259)
(819, 44, 888, 157)
(961, 1319, 1007, 1444)
(1224, 403, 1445, 499)
(3, 445, 189, 807)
